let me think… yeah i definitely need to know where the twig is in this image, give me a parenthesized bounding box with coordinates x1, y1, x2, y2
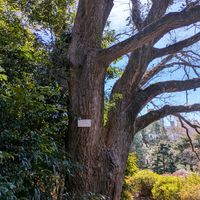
(175, 114, 200, 161)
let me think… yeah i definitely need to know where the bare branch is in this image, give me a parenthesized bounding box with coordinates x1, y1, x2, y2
(185, 0, 200, 9)
(110, 0, 171, 95)
(153, 32, 200, 58)
(141, 60, 200, 86)
(131, 0, 171, 30)
(140, 77, 200, 105)
(145, 44, 200, 83)
(134, 78, 200, 107)
(99, 6, 200, 64)
(140, 55, 174, 85)
(176, 114, 200, 135)
(135, 104, 200, 132)
(143, 0, 172, 28)
(176, 114, 200, 161)
(183, 50, 200, 60)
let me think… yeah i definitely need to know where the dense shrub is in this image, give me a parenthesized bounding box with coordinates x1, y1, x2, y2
(121, 153, 139, 200)
(132, 170, 159, 197)
(152, 175, 182, 200)
(180, 184, 200, 200)
(122, 169, 159, 200)
(0, 74, 76, 199)
(125, 153, 139, 177)
(0, 2, 78, 198)
(122, 152, 200, 200)
(179, 173, 200, 200)
(183, 172, 200, 184)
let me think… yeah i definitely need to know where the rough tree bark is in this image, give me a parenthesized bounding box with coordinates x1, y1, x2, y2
(65, 1, 200, 199)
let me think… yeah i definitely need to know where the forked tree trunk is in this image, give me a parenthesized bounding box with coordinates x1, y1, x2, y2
(64, 1, 200, 199)
(66, 48, 134, 199)
(64, 0, 128, 198)
(65, 18, 159, 200)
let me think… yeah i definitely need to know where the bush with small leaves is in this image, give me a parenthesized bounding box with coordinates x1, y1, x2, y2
(122, 169, 159, 199)
(121, 153, 139, 200)
(152, 175, 183, 200)
(132, 170, 160, 199)
(180, 184, 200, 200)
(179, 173, 200, 200)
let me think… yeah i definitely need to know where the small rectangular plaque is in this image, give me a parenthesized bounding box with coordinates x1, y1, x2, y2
(78, 119, 92, 127)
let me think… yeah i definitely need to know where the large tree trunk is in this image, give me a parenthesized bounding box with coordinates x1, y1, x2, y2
(64, 1, 200, 199)
(64, 1, 126, 198)
(65, 18, 161, 200)
(66, 50, 133, 199)
(66, 48, 144, 198)
(66, 50, 105, 195)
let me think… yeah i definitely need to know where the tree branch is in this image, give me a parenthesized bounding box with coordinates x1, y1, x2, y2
(131, 0, 171, 31)
(140, 60, 200, 86)
(131, 0, 143, 30)
(110, 0, 178, 95)
(176, 114, 200, 161)
(153, 32, 200, 58)
(69, 0, 114, 66)
(143, 0, 172, 28)
(176, 114, 200, 135)
(99, 5, 200, 64)
(140, 55, 174, 85)
(135, 104, 200, 132)
(141, 77, 200, 105)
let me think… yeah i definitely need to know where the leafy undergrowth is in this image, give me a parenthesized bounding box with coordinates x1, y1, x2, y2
(121, 154, 200, 200)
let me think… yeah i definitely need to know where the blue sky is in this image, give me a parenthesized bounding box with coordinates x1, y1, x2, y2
(107, 0, 200, 122)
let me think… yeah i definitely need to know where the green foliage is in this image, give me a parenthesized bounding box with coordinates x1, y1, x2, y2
(125, 153, 139, 177)
(104, 93, 123, 125)
(0, 72, 75, 199)
(121, 168, 159, 200)
(152, 176, 182, 200)
(0, 68, 7, 81)
(180, 184, 200, 200)
(122, 152, 200, 200)
(122, 166, 200, 200)
(131, 131, 147, 168)
(152, 143, 177, 174)
(101, 27, 116, 49)
(174, 136, 200, 171)
(184, 172, 200, 184)
(6, 0, 76, 37)
(121, 153, 139, 200)
(0, 1, 77, 199)
(131, 170, 160, 198)
(0, 2, 48, 79)
(134, 126, 200, 173)
(132, 120, 171, 170)
(105, 66, 123, 82)
(179, 173, 200, 200)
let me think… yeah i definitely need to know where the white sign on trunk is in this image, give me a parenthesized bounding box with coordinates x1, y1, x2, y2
(78, 119, 92, 127)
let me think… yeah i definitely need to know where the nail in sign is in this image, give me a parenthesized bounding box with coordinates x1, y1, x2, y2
(78, 119, 92, 127)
